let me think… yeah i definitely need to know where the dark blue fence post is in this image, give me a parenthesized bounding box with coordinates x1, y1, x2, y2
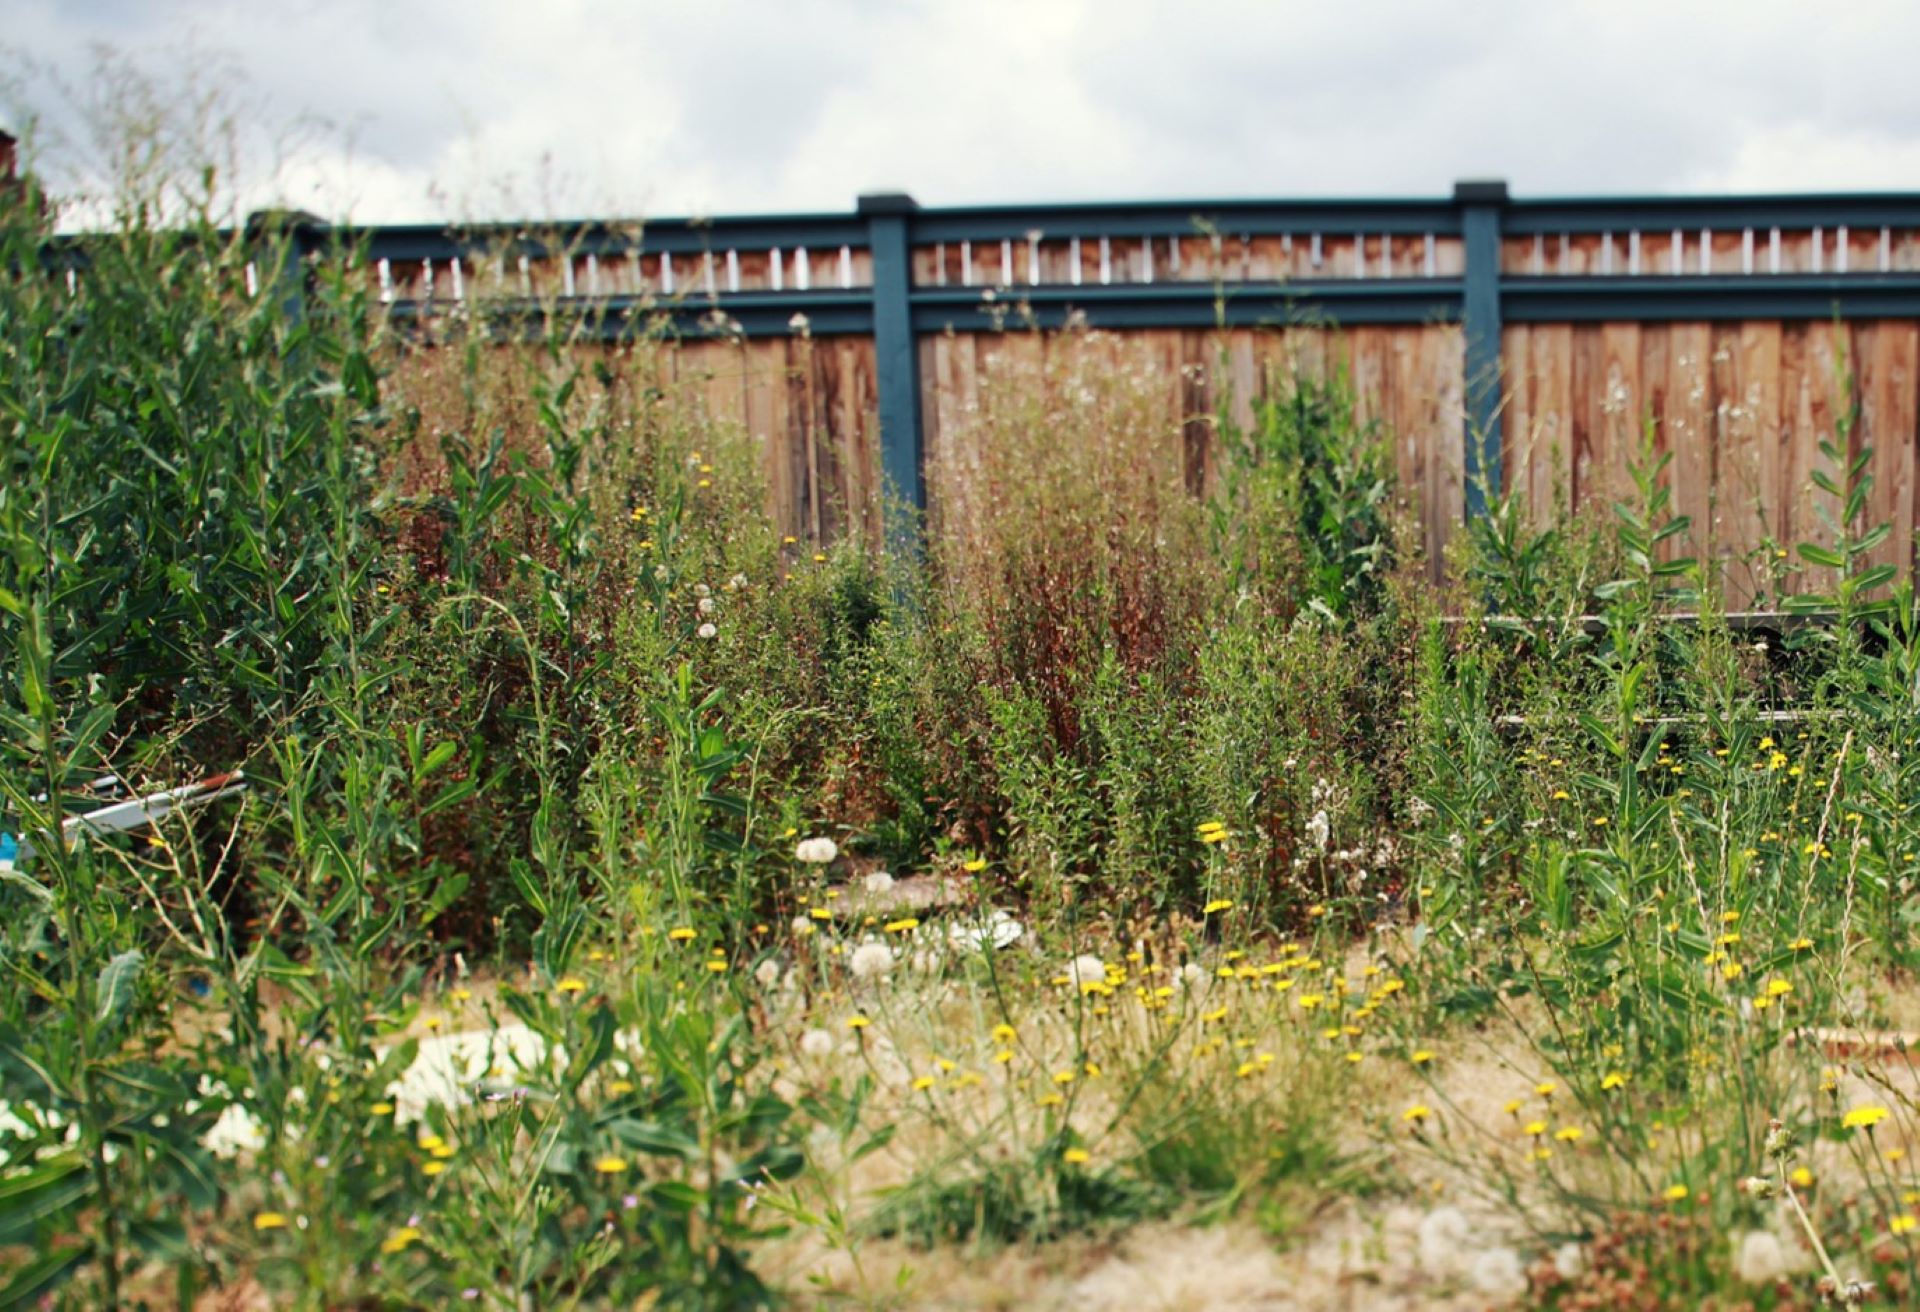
(1454, 180, 1507, 520)
(859, 192, 924, 548)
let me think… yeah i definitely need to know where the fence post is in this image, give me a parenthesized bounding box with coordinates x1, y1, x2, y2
(1454, 179, 1507, 521)
(859, 192, 924, 549)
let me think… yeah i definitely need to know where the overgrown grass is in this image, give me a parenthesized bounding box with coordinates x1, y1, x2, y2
(8, 118, 1920, 1312)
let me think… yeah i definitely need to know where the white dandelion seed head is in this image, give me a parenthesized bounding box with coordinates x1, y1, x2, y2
(693, 583, 712, 598)
(753, 959, 782, 989)
(1066, 955, 1107, 989)
(696, 622, 718, 639)
(849, 941, 895, 981)
(798, 1028, 834, 1058)
(795, 837, 839, 865)
(1552, 1242, 1586, 1280)
(1465, 1247, 1527, 1300)
(1416, 1207, 1471, 1272)
(863, 870, 896, 894)
(697, 596, 716, 616)
(1732, 1229, 1794, 1285)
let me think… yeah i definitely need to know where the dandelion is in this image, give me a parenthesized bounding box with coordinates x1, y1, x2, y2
(1892, 1215, 1918, 1235)
(696, 623, 718, 640)
(555, 977, 587, 995)
(422, 1161, 448, 1176)
(1053, 1070, 1076, 1085)
(254, 1212, 289, 1231)
(849, 942, 895, 980)
(1791, 937, 1815, 951)
(911, 1076, 936, 1092)
(962, 857, 988, 873)
(1601, 1072, 1628, 1091)
(1403, 1104, 1432, 1125)
(668, 927, 696, 941)
(1411, 1049, 1436, 1065)
(1791, 1166, 1815, 1188)
(795, 837, 839, 864)
(884, 917, 919, 934)
(991, 1023, 1016, 1044)
(1524, 1120, 1548, 1137)
(799, 1029, 834, 1057)
(594, 1156, 629, 1175)
(381, 1226, 423, 1254)
(1843, 1105, 1890, 1131)
(371, 1102, 395, 1116)
(1535, 1081, 1557, 1099)
(1766, 978, 1793, 997)
(1202, 898, 1234, 914)
(846, 1015, 871, 1030)
(705, 959, 727, 973)
(1065, 955, 1108, 989)
(1554, 1126, 1583, 1143)
(1062, 1148, 1091, 1164)
(1664, 1184, 1689, 1201)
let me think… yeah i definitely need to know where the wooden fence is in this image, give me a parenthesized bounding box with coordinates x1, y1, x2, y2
(265, 183, 1920, 587)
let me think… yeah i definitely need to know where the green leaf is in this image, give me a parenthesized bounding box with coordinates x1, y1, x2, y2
(94, 950, 144, 1027)
(0, 1242, 91, 1310)
(0, 1158, 94, 1246)
(1797, 544, 1846, 569)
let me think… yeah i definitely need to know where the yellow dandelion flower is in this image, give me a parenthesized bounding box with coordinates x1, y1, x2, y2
(371, 1102, 395, 1116)
(668, 927, 696, 942)
(253, 1212, 289, 1231)
(1411, 1049, 1435, 1065)
(962, 858, 987, 872)
(846, 1016, 871, 1030)
(1843, 1105, 1890, 1131)
(380, 1226, 422, 1254)
(1601, 1072, 1628, 1091)
(911, 1076, 936, 1092)
(1062, 1147, 1091, 1164)
(556, 977, 587, 995)
(1524, 1120, 1548, 1137)
(884, 917, 919, 933)
(1403, 1104, 1432, 1124)
(1554, 1126, 1583, 1143)
(992, 1023, 1016, 1044)
(594, 1155, 629, 1175)
(1791, 1167, 1815, 1188)
(1893, 1215, 1919, 1235)
(1767, 978, 1793, 997)
(1053, 1070, 1076, 1085)
(421, 1160, 448, 1176)
(1664, 1184, 1689, 1201)
(1202, 898, 1234, 914)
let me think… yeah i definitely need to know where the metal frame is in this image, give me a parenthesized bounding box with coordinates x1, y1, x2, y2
(226, 181, 1920, 531)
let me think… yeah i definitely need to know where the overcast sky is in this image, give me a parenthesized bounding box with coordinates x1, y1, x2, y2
(9, 0, 1920, 225)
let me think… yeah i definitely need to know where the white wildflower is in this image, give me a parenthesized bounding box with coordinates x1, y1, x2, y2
(798, 1028, 834, 1058)
(795, 837, 838, 865)
(1304, 809, 1331, 855)
(863, 870, 896, 894)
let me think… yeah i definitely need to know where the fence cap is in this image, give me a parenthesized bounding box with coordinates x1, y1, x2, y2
(1452, 179, 1510, 206)
(857, 192, 920, 217)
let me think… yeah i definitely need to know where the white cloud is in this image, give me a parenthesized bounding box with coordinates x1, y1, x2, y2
(6, 0, 1920, 224)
